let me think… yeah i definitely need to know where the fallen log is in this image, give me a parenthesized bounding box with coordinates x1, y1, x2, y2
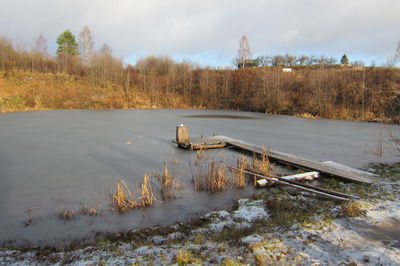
(278, 171, 319, 181)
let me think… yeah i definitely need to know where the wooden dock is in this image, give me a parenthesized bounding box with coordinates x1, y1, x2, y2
(175, 134, 375, 184)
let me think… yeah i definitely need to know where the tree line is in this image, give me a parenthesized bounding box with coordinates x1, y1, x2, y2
(0, 28, 399, 122)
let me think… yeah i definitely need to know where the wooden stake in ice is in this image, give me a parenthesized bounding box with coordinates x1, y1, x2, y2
(176, 124, 190, 145)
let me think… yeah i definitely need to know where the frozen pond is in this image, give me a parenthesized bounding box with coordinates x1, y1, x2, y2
(0, 109, 398, 247)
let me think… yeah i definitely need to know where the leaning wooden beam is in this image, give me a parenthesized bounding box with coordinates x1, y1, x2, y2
(281, 177, 360, 200)
(246, 168, 360, 200)
(227, 166, 349, 201)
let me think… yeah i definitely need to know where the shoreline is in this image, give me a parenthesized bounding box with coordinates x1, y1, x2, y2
(1, 163, 399, 265)
(1, 107, 399, 125)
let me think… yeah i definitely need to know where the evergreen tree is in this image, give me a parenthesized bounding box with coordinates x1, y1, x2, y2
(56, 30, 79, 56)
(340, 54, 349, 65)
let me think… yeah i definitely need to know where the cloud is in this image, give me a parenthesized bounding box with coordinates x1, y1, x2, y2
(0, 0, 399, 66)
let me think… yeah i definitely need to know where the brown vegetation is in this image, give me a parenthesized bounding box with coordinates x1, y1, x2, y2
(193, 160, 229, 192)
(112, 180, 139, 213)
(252, 146, 271, 176)
(1, 36, 399, 122)
(56, 208, 76, 220)
(159, 163, 176, 200)
(232, 155, 248, 188)
(192, 152, 258, 191)
(79, 205, 99, 216)
(112, 175, 156, 213)
(139, 174, 156, 207)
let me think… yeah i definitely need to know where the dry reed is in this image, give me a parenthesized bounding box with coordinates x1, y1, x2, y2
(160, 163, 175, 200)
(232, 155, 248, 188)
(112, 180, 139, 213)
(193, 160, 229, 192)
(112, 176, 157, 213)
(79, 205, 99, 216)
(57, 208, 76, 220)
(250, 146, 272, 186)
(139, 174, 156, 207)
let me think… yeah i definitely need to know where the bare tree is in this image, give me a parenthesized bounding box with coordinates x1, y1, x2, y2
(78, 26, 94, 65)
(235, 35, 252, 68)
(32, 35, 48, 56)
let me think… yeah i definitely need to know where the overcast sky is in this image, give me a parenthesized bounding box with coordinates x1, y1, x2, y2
(0, 0, 398, 66)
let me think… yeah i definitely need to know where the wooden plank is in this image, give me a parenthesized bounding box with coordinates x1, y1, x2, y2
(174, 134, 375, 184)
(223, 137, 375, 184)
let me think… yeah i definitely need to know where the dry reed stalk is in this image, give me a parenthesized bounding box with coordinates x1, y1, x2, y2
(376, 124, 383, 157)
(139, 174, 156, 207)
(195, 149, 206, 165)
(160, 163, 175, 200)
(112, 180, 138, 213)
(57, 208, 76, 220)
(194, 160, 229, 192)
(233, 155, 248, 188)
(79, 205, 99, 216)
(208, 161, 229, 192)
(251, 146, 272, 186)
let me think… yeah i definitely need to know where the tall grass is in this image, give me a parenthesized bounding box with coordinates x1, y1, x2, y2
(112, 180, 139, 213)
(193, 160, 229, 192)
(139, 174, 156, 207)
(232, 155, 248, 188)
(248, 146, 272, 186)
(112, 174, 156, 213)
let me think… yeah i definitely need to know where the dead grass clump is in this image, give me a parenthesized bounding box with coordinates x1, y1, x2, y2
(112, 176, 157, 213)
(296, 112, 320, 119)
(139, 174, 156, 207)
(174, 249, 201, 265)
(79, 205, 99, 216)
(195, 148, 207, 165)
(249, 146, 273, 186)
(194, 160, 229, 192)
(57, 208, 76, 220)
(160, 163, 175, 200)
(233, 155, 248, 188)
(340, 201, 367, 217)
(112, 180, 139, 213)
(252, 146, 271, 176)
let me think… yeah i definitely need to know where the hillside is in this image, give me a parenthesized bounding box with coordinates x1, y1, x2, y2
(1, 66, 399, 123)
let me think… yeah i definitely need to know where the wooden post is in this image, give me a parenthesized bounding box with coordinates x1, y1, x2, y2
(176, 124, 190, 144)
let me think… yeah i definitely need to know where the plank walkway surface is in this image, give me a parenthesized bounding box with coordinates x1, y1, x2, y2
(178, 135, 375, 184)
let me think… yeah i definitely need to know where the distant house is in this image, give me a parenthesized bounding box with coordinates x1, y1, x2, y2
(238, 59, 259, 68)
(282, 68, 292, 72)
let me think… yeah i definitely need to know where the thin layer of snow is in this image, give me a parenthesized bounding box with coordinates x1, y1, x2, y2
(241, 234, 263, 243)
